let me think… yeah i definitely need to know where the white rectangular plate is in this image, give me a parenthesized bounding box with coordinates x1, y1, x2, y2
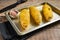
(5, 3, 60, 35)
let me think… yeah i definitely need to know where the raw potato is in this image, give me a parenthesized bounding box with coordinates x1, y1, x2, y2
(19, 9, 30, 31)
(42, 4, 53, 21)
(29, 6, 42, 25)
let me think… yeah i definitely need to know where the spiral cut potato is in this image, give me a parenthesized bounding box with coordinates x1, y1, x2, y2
(29, 6, 42, 25)
(19, 9, 30, 31)
(42, 4, 53, 21)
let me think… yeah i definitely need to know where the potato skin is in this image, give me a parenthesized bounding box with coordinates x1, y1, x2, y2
(29, 6, 42, 25)
(42, 4, 53, 21)
(19, 9, 30, 31)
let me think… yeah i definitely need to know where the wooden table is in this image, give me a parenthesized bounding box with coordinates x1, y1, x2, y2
(0, 0, 60, 40)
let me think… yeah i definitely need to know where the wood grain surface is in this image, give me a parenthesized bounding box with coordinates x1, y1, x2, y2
(0, 0, 60, 40)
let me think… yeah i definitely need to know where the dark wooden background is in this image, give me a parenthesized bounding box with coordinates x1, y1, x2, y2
(0, 0, 60, 40)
